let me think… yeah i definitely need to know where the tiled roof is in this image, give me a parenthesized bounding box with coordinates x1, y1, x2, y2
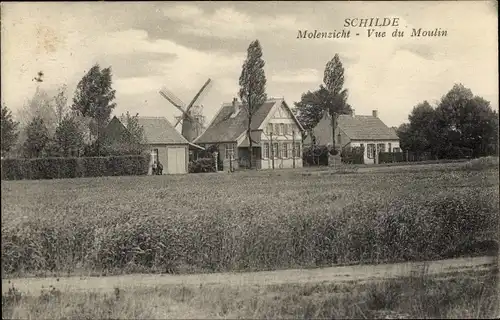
(338, 115, 399, 140)
(194, 99, 278, 144)
(136, 117, 190, 145)
(305, 113, 399, 145)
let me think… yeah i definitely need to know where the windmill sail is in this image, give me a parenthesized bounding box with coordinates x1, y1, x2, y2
(159, 79, 212, 143)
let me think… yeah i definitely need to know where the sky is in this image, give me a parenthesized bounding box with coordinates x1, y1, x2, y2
(1, 1, 498, 130)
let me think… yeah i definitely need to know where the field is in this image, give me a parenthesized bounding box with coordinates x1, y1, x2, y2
(1, 160, 499, 318)
(3, 265, 499, 318)
(1, 160, 498, 277)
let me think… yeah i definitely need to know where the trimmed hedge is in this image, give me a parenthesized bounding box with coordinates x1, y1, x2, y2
(1, 155, 150, 181)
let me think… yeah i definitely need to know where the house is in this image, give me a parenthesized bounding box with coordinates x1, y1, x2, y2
(194, 98, 305, 170)
(104, 116, 203, 174)
(304, 110, 400, 164)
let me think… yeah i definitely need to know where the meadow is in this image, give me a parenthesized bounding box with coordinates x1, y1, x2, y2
(3, 269, 498, 319)
(1, 159, 498, 278)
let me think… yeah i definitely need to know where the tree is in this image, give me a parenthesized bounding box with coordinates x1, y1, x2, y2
(53, 115, 85, 157)
(294, 90, 325, 134)
(399, 83, 499, 159)
(23, 116, 49, 158)
(397, 101, 438, 155)
(1, 104, 19, 157)
(322, 54, 351, 153)
(238, 39, 267, 169)
(17, 87, 58, 137)
(71, 64, 117, 144)
(54, 84, 69, 126)
(435, 85, 498, 158)
(120, 112, 146, 144)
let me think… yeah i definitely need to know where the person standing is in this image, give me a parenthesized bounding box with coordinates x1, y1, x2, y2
(157, 160, 163, 175)
(152, 161, 158, 175)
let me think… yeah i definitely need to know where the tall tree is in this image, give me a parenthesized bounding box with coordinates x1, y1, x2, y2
(323, 54, 351, 153)
(1, 104, 19, 157)
(71, 64, 117, 144)
(238, 39, 267, 169)
(294, 88, 352, 146)
(23, 116, 49, 158)
(53, 115, 85, 157)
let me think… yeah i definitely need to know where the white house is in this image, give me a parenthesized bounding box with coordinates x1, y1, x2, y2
(304, 110, 400, 164)
(194, 98, 305, 170)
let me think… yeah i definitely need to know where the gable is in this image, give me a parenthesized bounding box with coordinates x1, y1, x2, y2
(195, 100, 277, 144)
(272, 103, 290, 119)
(102, 116, 134, 144)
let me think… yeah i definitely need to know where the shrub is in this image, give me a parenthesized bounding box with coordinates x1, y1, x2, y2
(303, 145, 329, 166)
(341, 146, 364, 164)
(189, 158, 216, 173)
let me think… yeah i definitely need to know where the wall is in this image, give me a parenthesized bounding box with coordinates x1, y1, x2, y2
(148, 144, 168, 174)
(348, 140, 401, 164)
(258, 103, 304, 170)
(147, 144, 188, 174)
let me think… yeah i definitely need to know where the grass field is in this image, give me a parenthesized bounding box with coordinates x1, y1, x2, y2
(1, 159, 498, 278)
(3, 269, 498, 319)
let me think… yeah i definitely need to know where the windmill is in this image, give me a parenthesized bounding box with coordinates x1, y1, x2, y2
(159, 78, 211, 142)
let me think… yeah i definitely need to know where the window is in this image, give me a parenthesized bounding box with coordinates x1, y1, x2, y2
(377, 143, 385, 153)
(294, 142, 301, 158)
(151, 149, 159, 163)
(272, 142, 279, 159)
(282, 143, 289, 158)
(280, 123, 285, 136)
(367, 144, 375, 159)
(275, 124, 281, 135)
(267, 123, 273, 134)
(393, 147, 401, 153)
(388, 143, 392, 152)
(263, 142, 270, 159)
(225, 143, 235, 160)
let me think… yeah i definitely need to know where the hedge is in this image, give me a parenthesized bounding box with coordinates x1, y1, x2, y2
(1, 154, 150, 181)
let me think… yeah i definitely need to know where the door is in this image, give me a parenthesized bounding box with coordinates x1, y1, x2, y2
(167, 147, 186, 174)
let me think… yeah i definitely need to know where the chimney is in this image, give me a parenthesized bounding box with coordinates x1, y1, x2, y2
(232, 97, 239, 114)
(372, 110, 378, 118)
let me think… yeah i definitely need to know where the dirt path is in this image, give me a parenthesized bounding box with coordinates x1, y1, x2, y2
(2, 256, 496, 296)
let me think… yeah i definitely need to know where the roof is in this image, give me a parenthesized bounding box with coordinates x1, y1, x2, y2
(306, 113, 399, 145)
(195, 98, 302, 144)
(338, 115, 399, 140)
(136, 116, 190, 145)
